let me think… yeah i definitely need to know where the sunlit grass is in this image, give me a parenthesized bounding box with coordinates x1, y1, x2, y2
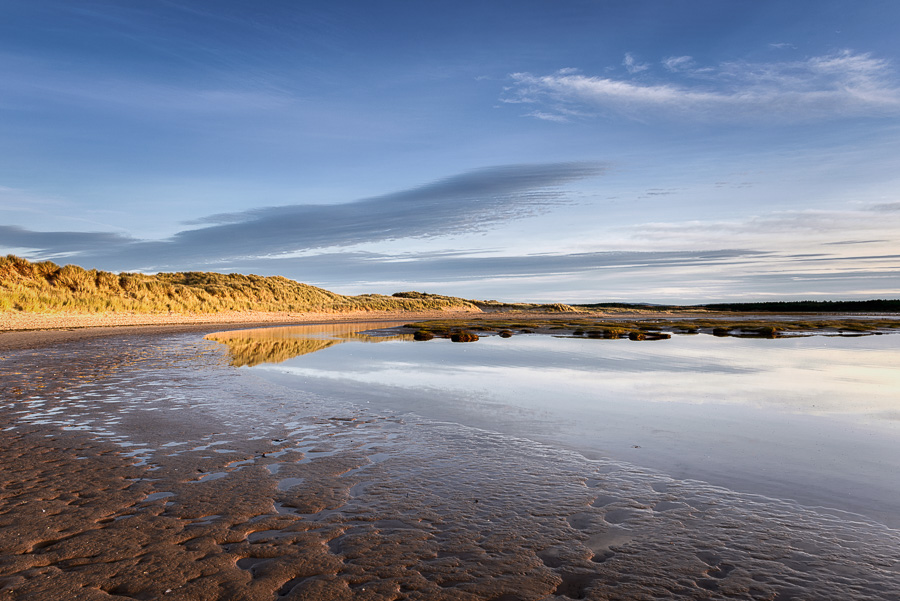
(0, 255, 478, 315)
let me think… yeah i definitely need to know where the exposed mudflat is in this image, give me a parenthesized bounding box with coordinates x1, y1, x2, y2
(1, 328, 899, 600)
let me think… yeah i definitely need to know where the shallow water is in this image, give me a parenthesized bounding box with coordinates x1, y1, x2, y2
(245, 324, 900, 528)
(2, 324, 899, 600)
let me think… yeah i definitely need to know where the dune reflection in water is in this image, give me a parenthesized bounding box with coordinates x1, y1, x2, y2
(210, 323, 900, 528)
(205, 321, 412, 366)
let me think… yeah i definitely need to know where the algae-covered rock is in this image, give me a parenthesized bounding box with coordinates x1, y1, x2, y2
(450, 331, 479, 342)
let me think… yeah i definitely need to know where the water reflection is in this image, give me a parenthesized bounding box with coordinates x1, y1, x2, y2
(207, 322, 900, 526)
(205, 321, 412, 366)
(209, 323, 900, 420)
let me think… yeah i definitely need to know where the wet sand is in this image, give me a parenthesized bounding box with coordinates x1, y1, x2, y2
(2, 323, 899, 600)
(0, 310, 481, 351)
(0, 308, 488, 332)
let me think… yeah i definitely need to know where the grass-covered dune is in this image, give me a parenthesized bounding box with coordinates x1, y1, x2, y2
(0, 255, 479, 315)
(393, 292, 579, 314)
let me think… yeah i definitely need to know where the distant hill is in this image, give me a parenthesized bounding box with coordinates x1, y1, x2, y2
(574, 302, 683, 311)
(0, 255, 478, 315)
(393, 292, 579, 314)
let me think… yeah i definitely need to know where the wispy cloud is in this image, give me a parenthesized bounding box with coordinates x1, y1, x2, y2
(869, 201, 900, 212)
(662, 55, 695, 72)
(215, 248, 768, 290)
(526, 110, 571, 123)
(823, 239, 889, 246)
(623, 53, 649, 74)
(5, 202, 896, 303)
(627, 207, 900, 248)
(222, 245, 899, 303)
(505, 50, 900, 122)
(0, 226, 134, 255)
(1, 163, 605, 269)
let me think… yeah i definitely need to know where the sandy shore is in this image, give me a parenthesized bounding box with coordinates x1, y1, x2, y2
(0, 309, 480, 351)
(4, 306, 897, 353)
(0, 306, 698, 335)
(0, 308, 488, 331)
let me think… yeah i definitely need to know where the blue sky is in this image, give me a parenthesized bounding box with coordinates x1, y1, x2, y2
(2, 0, 899, 303)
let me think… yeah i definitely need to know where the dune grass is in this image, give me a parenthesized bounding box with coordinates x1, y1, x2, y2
(0, 255, 478, 315)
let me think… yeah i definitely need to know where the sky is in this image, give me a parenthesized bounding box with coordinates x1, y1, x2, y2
(1, 0, 899, 303)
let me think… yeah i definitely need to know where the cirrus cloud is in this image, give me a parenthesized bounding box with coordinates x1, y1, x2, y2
(505, 50, 900, 122)
(1, 162, 606, 270)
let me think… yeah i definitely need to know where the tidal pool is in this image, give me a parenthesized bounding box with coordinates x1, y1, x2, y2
(217, 322, 900, 528)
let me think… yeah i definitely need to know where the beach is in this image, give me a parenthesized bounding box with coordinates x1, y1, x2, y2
(2, 317, 899, 600)
(0, 310, 485, 344)
(7, 1, 899, 597)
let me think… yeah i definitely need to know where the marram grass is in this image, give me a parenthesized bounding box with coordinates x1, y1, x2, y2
(0, 255, 478, 315)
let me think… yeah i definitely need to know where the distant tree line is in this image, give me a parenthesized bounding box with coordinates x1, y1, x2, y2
(575, 300, 900, 313)
(701, 300, 900, 313)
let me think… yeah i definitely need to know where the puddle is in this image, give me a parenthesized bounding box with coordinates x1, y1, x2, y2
(277, 477, 305, 491)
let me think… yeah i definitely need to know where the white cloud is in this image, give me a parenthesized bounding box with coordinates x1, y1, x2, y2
(623, 207, 900, 256)
(506, 50, 900, 122)
(868, 201, 900, 212)
(526, 111, 570, 123)
(662, 55, 694, 72)
(8, 163, 607, 268)
(623, 52, 649, 74)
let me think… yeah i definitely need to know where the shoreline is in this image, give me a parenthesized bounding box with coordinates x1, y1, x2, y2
(4, 308, 900, 352)
(0, 308, 486, 332)
(0, 309, 481, 351)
